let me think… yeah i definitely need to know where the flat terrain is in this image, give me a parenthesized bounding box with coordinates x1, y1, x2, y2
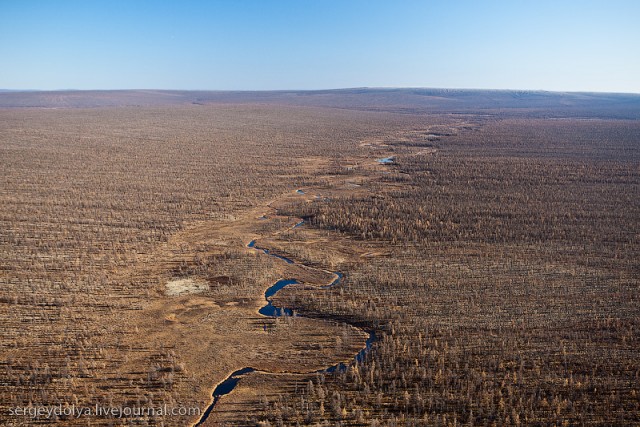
(1, 90, 639, 426)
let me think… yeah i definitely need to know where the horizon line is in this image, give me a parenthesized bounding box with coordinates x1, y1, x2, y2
(1, 87, 640, 96)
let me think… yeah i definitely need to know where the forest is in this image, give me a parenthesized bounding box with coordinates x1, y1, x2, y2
(0, 90, 638, 426)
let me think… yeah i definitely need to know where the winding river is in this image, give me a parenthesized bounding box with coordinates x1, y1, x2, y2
(194, 218, 375, 426)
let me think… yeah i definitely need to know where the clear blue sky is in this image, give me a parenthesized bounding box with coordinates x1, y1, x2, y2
(1, 0, 639, 92)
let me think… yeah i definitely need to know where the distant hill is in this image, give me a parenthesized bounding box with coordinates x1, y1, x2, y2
(1, 88, 639, 119)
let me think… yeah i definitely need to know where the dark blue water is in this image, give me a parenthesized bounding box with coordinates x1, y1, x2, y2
(259, 279, 297, 316)
(320, 331, 376, 374)
(260, 249, 294, 264)
(296, 189, 305, 194)
(322, 272, 343, 289)
(195, 367, 255, 426)
(356, 332, 376, 364)
(198, 220, 373, 424)
(247, 240, 294, 264)
(264, 278, 297, 299)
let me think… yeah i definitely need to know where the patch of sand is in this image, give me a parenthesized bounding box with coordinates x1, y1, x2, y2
(166, 278, 209, 296)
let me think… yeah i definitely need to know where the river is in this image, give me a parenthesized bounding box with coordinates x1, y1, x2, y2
(194, 219, 374, 426)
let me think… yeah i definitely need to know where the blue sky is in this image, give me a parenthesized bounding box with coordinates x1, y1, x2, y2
(1, 0, 639, 92)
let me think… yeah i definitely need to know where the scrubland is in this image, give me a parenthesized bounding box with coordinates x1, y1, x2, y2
(255, 118, 640, 426)
(1, 90, 639, 426)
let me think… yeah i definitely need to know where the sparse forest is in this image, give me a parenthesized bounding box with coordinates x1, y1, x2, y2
(259, 118, 640, 426)
(1, 90, 639, 426)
